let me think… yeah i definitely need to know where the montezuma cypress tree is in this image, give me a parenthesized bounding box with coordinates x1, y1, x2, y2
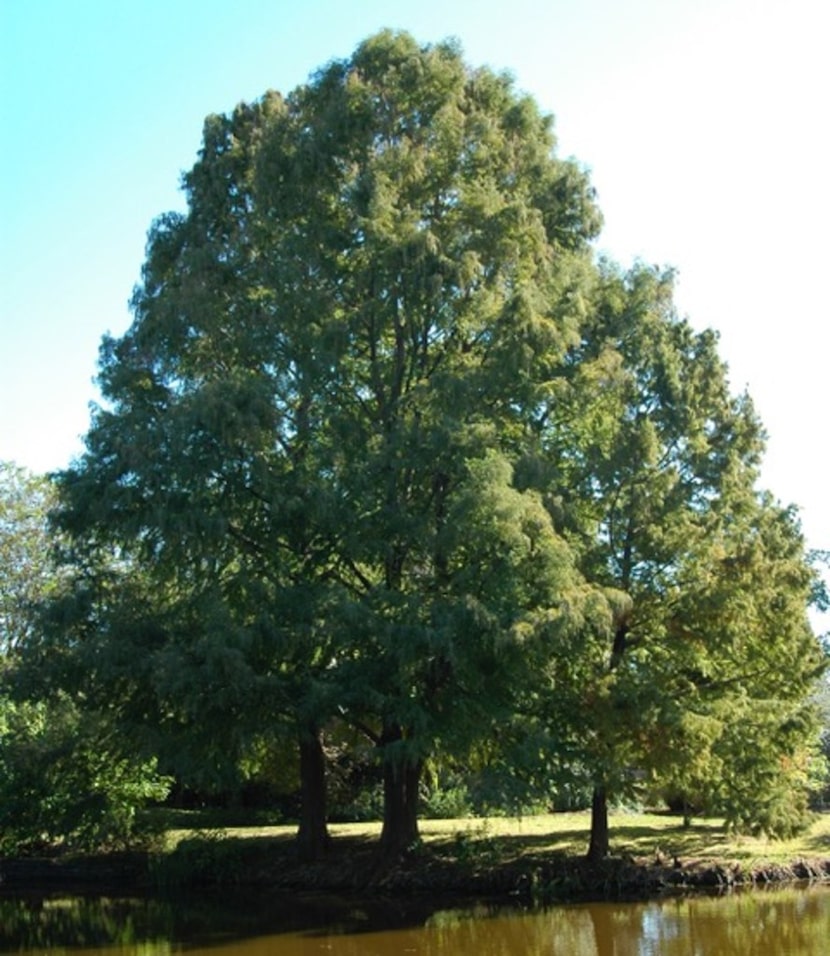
(55, 32, 604, 860)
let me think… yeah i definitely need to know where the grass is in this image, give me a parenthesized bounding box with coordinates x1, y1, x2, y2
(160, 809, 830, 870)
(10, 807, 827, 897)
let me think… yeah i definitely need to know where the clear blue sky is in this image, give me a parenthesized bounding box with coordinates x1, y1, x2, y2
(2, 0, 828, 599)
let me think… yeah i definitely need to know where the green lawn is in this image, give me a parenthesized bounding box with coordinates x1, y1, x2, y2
(162, 810, 830, 870)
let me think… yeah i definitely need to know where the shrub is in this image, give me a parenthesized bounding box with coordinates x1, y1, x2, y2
(0, 693, 170, 854)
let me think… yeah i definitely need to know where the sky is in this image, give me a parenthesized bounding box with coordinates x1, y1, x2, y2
(2, 0, 828, 592)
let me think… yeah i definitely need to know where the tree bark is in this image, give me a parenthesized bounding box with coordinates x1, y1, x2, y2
(295, 723, 331, 862)
(585, 612, 629, 863)
(587, 784, 610, 863)
(378, 723, 421, 859)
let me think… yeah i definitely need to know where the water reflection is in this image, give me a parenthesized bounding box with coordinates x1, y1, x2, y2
(2, 885, 829, 955)
(423, 892, 830, 956)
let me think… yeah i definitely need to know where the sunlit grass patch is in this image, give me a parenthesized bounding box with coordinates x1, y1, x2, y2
(159, 810, 830, 869)
(423, 811, 830, 867)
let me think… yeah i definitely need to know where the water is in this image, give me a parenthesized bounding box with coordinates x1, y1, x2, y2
(2, 885, 829, 954)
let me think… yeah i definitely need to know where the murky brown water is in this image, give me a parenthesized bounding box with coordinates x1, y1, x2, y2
(2, 885, 829, 954)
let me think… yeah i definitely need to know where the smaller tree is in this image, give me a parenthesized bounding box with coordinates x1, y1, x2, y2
(655, 497, 828, 837)
(526, 263, 826, 858)
(812, 670, 830, 808)
(0, 462, 59, 656)
(0, 463, 172, 852)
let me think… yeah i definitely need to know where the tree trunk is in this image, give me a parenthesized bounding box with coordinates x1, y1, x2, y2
(587, 784, 610, 863)
(585, 612, 629, 862)
(378, 723, 421, 859)
(295, 723, 330, 862)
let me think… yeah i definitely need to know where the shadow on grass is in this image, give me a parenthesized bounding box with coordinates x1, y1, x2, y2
(151, 829, 379, 888)
(426, 817, 729, 867)
(608, 821, 732, 861)
(805, 828, 830, 855)
(149, 813, 830, 889)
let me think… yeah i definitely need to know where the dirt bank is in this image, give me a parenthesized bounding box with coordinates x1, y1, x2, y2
(3, 837, 830, 903)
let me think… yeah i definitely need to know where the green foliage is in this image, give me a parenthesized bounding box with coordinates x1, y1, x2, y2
(517, 261, 827, 853)
(710, 699, 820, 838)
(0, 462, 59, 656)
(27, 32, 825, 860)
(331, 785, 385, 823)
(0, 692, 170, 853)
(0, 465, 171, 853)
(422, 779, 474, 820)
(814, 677, 830, 808)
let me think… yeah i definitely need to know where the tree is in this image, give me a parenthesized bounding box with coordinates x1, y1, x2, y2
(525, 263, 826, 859)
(54, 31, 604, 860)
(0, 462, 59, 656)
(655, 496, 827, 837)
(49, 33, 822, 865)
(0, 464, 170, 852)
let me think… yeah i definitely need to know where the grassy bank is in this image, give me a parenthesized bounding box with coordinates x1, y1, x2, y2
(166, 810, 830, 862)
(148, 810, 830, 898)
(4, 811, 830, 901)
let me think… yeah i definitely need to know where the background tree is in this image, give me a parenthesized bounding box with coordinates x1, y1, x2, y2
(0, 464, 169, 852)
(654, 496, 827, 836)
(0, 462, 59, 656)
(523, 263, 826, 859)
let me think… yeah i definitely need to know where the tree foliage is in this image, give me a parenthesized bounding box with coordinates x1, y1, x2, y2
(520, 262, 826, 855)
(0, 465, 171, 853)
(0, 692, 169, 853)
(0, 462, 60, 656)
(27, 31, 828, 862)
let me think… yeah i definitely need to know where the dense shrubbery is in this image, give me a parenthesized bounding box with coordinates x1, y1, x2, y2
(0, 693, 170, 853)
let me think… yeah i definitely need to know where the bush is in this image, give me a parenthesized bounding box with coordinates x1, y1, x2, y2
(329, 784, 383, 823)
(0, 693, 170, 854)
(422, 782, 473, 819)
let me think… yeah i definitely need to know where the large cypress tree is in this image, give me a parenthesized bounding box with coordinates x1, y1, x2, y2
(55, 31, 603, 859)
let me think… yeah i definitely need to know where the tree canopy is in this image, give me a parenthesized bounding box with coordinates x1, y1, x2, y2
(25, 30, 828, 861)
(0, 462, 60, 657)
(518, 263, 825, 855)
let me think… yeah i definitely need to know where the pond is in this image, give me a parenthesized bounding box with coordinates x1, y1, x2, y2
(2, 884, 829, 954)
